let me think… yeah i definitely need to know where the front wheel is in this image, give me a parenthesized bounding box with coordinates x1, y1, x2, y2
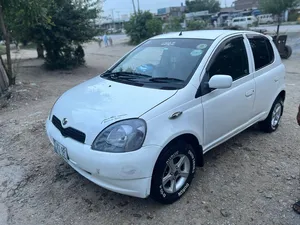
(259, 98, 284, 133)
(150, 140, 197, 204)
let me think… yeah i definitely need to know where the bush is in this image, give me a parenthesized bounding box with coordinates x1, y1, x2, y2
(0, 45, 6, 55)
(163, 17, 182, 33)
(146, 19, 163, 36)
(34, 0, 99, 70)
(125, 11, 163, 44)
(288, 11, 298, 21)
(44, 45, 85, 70)
(186, 20, 207, 31)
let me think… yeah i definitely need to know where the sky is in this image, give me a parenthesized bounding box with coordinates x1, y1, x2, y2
(102, 0, 235, 17)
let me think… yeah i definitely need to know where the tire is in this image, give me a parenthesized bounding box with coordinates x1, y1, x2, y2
(150, 140, 197, 204)
(259, 98, 284, 133)
(281, 45, 292, 59)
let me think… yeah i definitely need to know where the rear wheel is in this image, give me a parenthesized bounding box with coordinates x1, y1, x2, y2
(281, 45, 292, 59)
(150, 140, 197, 204)
(259, 98, 284, 133)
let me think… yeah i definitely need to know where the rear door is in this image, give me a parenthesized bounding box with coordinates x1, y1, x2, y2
(246, 34, 279, 118)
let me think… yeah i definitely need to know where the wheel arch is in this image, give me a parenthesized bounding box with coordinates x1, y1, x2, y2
(276, 90, 286, 115)
(277, 90, 286, 102)
(156, 133, 204, 168)
(266, 90, 286, 118)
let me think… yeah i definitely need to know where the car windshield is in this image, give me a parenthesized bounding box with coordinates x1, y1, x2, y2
(101, 38, 213, 90)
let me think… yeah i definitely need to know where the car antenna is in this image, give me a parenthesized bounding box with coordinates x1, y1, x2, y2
(179, 30, 183, 36)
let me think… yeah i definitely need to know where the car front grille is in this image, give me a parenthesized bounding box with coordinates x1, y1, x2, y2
(52, 115, 86, 144)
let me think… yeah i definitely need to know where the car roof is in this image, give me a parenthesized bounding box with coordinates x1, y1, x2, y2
(151, 30, 259, 40)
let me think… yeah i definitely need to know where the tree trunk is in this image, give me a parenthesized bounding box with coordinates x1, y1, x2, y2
(0, 55, 9, 95)
(4, 32, 13, 85)
(0, 4, 14, 85)
(37, 44, 44, 58)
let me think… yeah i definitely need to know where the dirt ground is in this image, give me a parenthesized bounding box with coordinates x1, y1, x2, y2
(1, 39, 300, 225)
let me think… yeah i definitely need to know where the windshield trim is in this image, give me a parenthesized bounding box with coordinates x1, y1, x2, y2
(101, 38, 213, 90)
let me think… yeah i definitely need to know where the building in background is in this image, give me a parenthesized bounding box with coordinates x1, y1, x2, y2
(100, 16, 130, 34)
(155, 3, 186, 21)
(234, 0, 259, 10)
(185, 10, 212, 21)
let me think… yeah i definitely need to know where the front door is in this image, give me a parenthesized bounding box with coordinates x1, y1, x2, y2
(200, 35, 255, 151)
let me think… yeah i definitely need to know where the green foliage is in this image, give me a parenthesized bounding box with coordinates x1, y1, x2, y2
(3, 0, 52, 43)
(125, 11, 163, 44)
(45, 45, 85, 70)
(163, 17, 182, 33)
(186, 20, 207, 31)
(146, 19, 163, 36)
(35, 0, 100, 69)
(185, 0, 220, 13)
(260, 0, 300, 15)
(0, 45, 6, 55)
(1, 0, 101, 70)
(288, 11, 299, 21)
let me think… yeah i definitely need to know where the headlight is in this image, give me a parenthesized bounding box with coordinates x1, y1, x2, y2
(92, 119, 147, 153)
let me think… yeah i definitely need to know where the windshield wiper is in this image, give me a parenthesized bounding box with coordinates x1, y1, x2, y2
(149, 77, 184, 83)
(102, 71, 151, 79)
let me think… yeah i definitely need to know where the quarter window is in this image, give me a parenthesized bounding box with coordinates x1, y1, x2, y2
(208, 37, 249, 81)
(248, 36, 274, 70)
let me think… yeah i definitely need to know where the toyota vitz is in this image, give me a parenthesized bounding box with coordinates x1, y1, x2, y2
(46, 30, 286, 204)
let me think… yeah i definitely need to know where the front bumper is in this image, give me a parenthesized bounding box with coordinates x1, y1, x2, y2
(46, 119, 162, 198)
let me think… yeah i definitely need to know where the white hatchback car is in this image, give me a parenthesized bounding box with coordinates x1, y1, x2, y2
(46, 30, 286, 204)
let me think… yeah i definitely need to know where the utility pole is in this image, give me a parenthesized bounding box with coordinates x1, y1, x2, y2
(137, 0, 140, 12)
(131, 0, 137, 15)
(111, 9, 115, 30)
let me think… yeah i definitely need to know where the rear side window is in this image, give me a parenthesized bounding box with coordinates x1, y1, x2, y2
(248, 36, 274, 70)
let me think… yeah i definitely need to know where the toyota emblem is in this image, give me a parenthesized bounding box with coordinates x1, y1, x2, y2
(62, 118, 68, 126)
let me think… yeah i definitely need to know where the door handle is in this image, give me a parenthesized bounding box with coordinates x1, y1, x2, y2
(245, 89, 254, 97)
(274, 77, 279, 82)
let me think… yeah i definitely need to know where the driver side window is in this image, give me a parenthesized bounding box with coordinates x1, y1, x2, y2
(208, 37, 249, 81)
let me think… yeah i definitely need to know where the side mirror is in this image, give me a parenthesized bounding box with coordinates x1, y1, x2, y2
(208, 75, 233, 89)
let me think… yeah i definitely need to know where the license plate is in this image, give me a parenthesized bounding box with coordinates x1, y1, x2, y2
(54, 139, 69, 161)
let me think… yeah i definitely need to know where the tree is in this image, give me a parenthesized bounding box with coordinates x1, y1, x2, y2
(260, 0, 300, 36)
(0, 0, 52, 85)
(146, 19, 163, 36)
(125, 11, 163, 44)
(186, 20, 206, 31)
(185, 0, 220, 13)
(38, 0, 100, 70)
(0, 56, 9, 96)
(164, 17, 182, 33)
(0, 0, 101, 84)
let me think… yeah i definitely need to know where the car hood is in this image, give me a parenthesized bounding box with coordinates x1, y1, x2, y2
(51, 76, 177, 145)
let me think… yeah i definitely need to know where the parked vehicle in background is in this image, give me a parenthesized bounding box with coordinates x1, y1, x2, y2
(258, 14, 274, 24)
(46, 30, 286, 204)
(231, 16, 257, 28)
